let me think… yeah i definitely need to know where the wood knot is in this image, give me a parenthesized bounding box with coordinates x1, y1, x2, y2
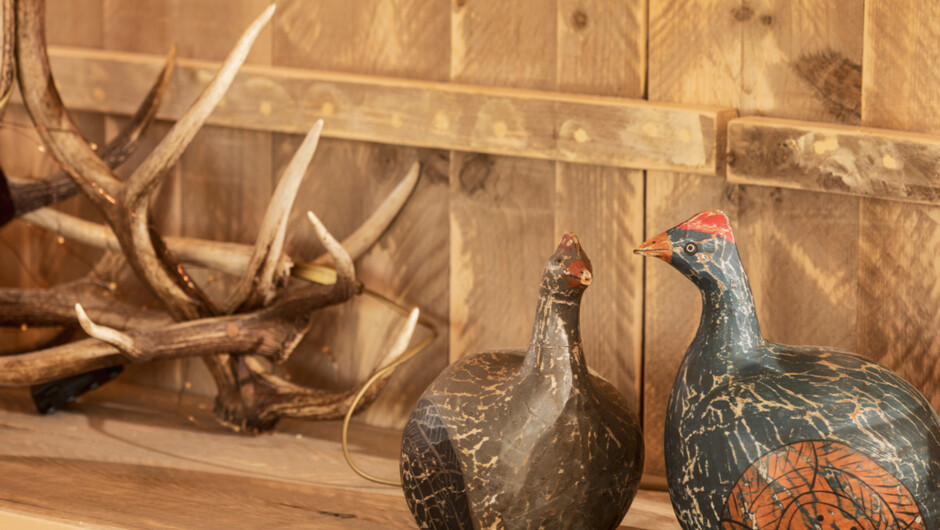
(571, 10, 588, 30)
(774, 140, 796, 166)
(458, 154, 494, 196)
(454, 0, 466, 7)
(732, 5, 754, 21)
(792, 49, 862, 123)
(760, 14, 773, 26)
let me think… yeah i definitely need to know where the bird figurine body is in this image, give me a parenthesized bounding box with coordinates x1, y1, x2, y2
(636, 209, 940, 529)
(400, 233, 643, 529)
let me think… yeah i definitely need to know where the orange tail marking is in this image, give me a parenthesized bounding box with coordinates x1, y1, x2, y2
(720, 440, 924, 530)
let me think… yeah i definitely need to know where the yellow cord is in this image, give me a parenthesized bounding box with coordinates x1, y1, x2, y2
(291, 263, 438, 487)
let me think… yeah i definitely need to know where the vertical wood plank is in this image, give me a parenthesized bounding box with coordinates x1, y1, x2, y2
(555, 0, 646, 410)
(734, 0, 863, 355)
(644, 0, 864, 476)
(450, 152, 556, 356)
(556, 0, 645, 98)
(450, 0, 556, 91)
(859, 1, 940, 411)
(0, 1, 106, 352)
(101, 0, 275, 393)
(449, 0, 557, 362)
(274, 0, 450, 429)
(554, 166, 643, 411)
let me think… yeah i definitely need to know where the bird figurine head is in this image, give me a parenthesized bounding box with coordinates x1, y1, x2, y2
(634, 210, 740, 291)
(542, 233, 593, 299)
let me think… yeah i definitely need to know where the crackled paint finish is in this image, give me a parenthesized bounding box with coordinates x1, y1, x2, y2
(637, 210, 940, 530)
(400, 234, 643, 530)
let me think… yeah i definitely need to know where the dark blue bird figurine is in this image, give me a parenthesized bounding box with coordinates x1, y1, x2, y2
(636, 209, 940, 530)
(400, 233, 643, 529)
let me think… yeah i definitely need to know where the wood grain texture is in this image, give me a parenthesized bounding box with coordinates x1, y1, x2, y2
(555, 166, 643, 411)
(273, 0, 450, 430)
(39, 47, 733, 174)
(0, 383, 417, 529)
(448, 0, 557, 365)
(645, 0, 863, 477)
(0, 0, 106, 352)
(860, 0, 940, 414)
(556, 0, 645, 97)
(0, 383, 678, 528)
(555, 0, 646, 411)
(722, 0, 861, 374)
(728, 116, 940, 204)
(451, 0, 556, 92)
(97, 0, 274, 394)
(275, 0, 450, 81)
(450, 152, 556, 357)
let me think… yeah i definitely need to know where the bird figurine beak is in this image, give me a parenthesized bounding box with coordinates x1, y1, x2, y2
(565, 260, 592, 289)
(634, 231, 672, 263)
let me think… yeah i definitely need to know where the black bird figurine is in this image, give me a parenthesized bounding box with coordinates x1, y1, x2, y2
(400, 233, 643, 529)
(636, 209, 940, 529)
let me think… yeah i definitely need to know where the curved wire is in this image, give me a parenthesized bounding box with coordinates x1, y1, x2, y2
(291, 262, 438, 486)
(339, 286, 437, 486)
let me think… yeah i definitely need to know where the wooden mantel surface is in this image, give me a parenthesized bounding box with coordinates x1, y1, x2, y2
(0, 383, 679, 529)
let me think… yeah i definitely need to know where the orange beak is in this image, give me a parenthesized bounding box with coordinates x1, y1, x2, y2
(564, 259, 593, 289)
(634, 231, 672, 263)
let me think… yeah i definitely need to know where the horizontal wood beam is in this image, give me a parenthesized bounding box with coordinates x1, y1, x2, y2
(38, 47, 735, 175)
(727, 116, 940, 205)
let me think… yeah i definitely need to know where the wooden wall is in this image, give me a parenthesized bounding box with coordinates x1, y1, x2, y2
(2, 0, 939, 479)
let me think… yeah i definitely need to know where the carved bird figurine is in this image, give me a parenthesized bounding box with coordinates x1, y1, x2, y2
(400, 233, 643, 529)
(636, 209, 940, 529)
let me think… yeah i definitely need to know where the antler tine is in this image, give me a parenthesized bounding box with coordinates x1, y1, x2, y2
(75, 303, 146, 360)
(223, 120, 324, 314)
(111, 5, 274, 321)
(307, 210, 355, 296)
(101, 44, 179, 169)
(122, 4, 275, 213)
(313, 162, 421, 265)
(250, 308, 421, 421)
(0, 0, 14, 119)
(376, 307, 420, 369)
(6, 45, 178, 219)
(15, 0, 122, 200)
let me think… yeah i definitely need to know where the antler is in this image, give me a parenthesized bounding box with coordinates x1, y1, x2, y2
(0, 0, 14, 120)
(18, 161, 421, 278)
(223, 121, 325, 314)
(3, 45, 177, 220)
(2, 1, 427, 436)
(74, 209, 357, 364)
(16, 0, 274, 320)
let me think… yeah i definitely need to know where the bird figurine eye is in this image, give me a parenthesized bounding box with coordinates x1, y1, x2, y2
(684, 242, 698, 255)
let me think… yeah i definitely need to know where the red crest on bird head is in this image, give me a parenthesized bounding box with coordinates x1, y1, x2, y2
(557, 232, 579, 251)
(678, 210, 735, 244)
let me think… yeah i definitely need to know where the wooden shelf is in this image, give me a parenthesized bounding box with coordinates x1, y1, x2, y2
(0, 383, 679, 529)
(34, 46, 735, 176)
(727, 116, 940, 205)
